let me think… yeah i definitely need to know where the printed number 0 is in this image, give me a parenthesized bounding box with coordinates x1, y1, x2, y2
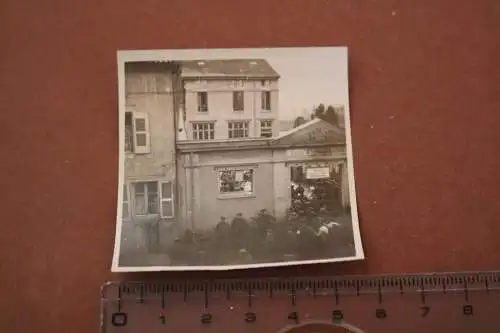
(463, 305, 473, 316)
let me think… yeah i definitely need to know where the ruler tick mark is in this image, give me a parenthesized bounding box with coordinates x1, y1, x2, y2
(117, 286, 122, 312)
(204, 284, 209, 309)
(420, 281, 426, 304)
(161, 285, 165, 309)
(334, 280, 339, 305)
(248, 285, 252, 307)
(139, 284, 144, 303)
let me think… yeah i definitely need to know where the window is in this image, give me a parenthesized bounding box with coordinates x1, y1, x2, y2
(260, 120, 273, 138)
(125, 112, 134, 152)
(260, 80, 269, 87)
(228, 121, 249, 138)
(261, 91, 271, 111)
(233, 80, 245, 88)
(133, 182, 159, 216)
(132, 181, 175, 218)
(122, 184, 130, 219)
(125, 111, 151, 154)
(160, 182, 174, 218)
(197, 92, 208, 112)
(233, 91, 244, 111)
(192, 122, 215, 140)
(218, 169, 254, 195)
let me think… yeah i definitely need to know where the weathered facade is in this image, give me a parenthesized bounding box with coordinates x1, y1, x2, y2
(120, 62, 181, 255)
(176, 119, 350, 230)
(177, 59, 280, 141)
(119, 59, 352, 257)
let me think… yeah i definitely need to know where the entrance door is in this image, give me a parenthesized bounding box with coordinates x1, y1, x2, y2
(289, 164, 342, 213)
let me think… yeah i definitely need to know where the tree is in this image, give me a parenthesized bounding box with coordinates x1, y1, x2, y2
(323, 105, 338, 125)
(293, 116, 306, 128)
(311, 104, 326, 119)
(311, 104, 338, 126)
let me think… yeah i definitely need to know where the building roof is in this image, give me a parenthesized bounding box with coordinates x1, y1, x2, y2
(176, 118, 346, 153)
(179, 59, 280, 80)
(125, 61, 179, 73)
(272, 118, 346, 145)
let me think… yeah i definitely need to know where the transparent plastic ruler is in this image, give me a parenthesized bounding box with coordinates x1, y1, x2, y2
(101, 271, 500, 332)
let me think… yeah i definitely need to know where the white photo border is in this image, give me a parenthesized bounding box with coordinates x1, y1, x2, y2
(112, 47, 364, 272)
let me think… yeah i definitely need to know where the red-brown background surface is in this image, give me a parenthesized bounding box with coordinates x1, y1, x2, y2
(1, 1, 498, 332)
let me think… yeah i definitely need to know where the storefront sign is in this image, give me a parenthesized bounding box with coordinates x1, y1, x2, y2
(306, 167, 330, 179)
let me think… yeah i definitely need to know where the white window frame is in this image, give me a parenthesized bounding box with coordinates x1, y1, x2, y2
(131, 181, 160, 217)
(127, 111, 151, 154)
(216, 167, 255, 199)
(260, 119, 273, 137)
(197, 91, 208, 112)
(122, 184, 130, 220)
(232, 80, 245, 88)
(124, 111, 134, 153)
(192, 122, 215, 140)
(261, 90, 271, 111)
(160, 181, 175, 218)
(129, 180, 175, 219)
(233, 91, 244, 111)
(228, 121, 249, 138)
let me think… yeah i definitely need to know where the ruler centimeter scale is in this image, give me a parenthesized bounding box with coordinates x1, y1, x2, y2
(101, 271, 500, 332)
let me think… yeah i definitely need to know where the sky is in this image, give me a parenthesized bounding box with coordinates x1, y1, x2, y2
(119, 47, 350, 120)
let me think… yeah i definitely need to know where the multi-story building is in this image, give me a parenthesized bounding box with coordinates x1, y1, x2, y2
(120, 61, 181, 256)
(176, 59, 280, 141)
(172, 60, 351, 231)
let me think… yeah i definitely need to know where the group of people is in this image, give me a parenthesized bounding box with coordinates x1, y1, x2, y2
(168, 203, 350, 265)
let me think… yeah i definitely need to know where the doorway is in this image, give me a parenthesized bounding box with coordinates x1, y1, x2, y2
(289, 163, 342, 214)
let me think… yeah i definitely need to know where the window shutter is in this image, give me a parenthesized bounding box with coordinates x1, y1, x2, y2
(122, 184, 130, 219)
(133, 112, 151, 154)
(160, 181, 175, 218)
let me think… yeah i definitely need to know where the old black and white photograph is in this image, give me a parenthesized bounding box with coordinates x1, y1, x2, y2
(112, 47, 364, 271)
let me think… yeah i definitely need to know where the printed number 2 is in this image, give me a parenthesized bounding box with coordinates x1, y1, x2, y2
(288, 311, 299, 323)
(375, 308, 387, 319)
